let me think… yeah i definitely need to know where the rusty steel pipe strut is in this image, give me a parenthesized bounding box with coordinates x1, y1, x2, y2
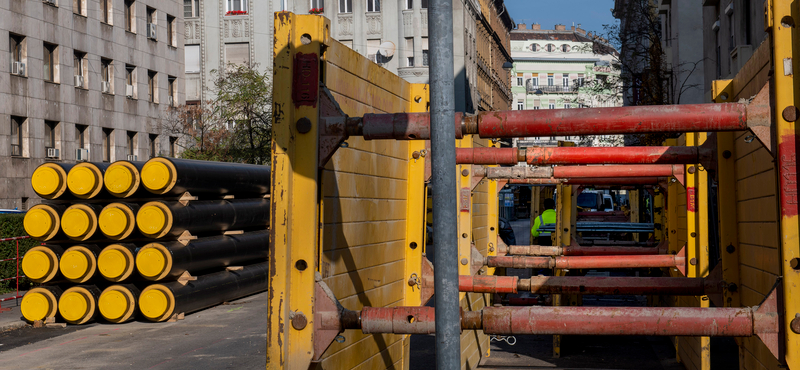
(458, 275, 721, 296)
(479, 247, 686, 275)
(349, 103, 749, 140)
(508, 177, 668, 186)
(456, 147, 712, 166)
(553, 165, 682, 179)
(499, 244, 660, 256)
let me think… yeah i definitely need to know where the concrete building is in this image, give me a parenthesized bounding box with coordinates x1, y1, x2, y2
(1, 0, 185, 209)
(509, 23, 621, 148)
(183, 0, 274, 104)
(658, 0, 705, 104)
(272, 0, 514, 112)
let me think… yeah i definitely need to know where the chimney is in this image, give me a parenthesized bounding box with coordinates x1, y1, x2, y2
(555, 24, 566, 31)
(571, 26, 575, 31)
(518, 23, 526, 30)
(531, 23, 541, 31)
(587, 31, 593, 38)
(576, 27, 586, 35)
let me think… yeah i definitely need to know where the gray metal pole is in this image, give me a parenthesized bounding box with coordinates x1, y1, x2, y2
(428, 0, 460, 368)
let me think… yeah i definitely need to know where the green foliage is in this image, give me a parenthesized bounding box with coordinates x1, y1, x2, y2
(0, 214, 38, 293)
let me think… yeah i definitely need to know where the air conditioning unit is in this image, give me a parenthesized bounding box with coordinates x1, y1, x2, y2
(712, 20, 720, 32)
(46, 147, 59, 158)
(168, 96, 174, 106)
(126, 84, 134, 98)
(127, 154, 138, 161)
(147, 24, 157, 40)
(724, 2, 734, 15)
(74, 75, 84, 88)
(43, 0, 56, 5)
(101, 81, 110, 93)
(11, 62, 25, 76)
(76, 148, 89, 161)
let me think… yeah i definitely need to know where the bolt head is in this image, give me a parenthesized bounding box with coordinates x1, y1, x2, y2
(791, 316, 800, 335)
(461, 169, 470, 177)
(691, 232, 697, 238)
(291, 312, 307, 330)
(462, 233, 468, 238)
(296, 117, 312, 134)
(726, 244, 736, 254)
(722, 150, 732, 159)
(412, 151, 421, 159)
(687, 166, 696, 174)
(727, 283, 738, 292)
(690, 258, 697, 266)
(783, 106, 798, 122)
(790, 258, 800, 270)
(460, 258, 468, 265)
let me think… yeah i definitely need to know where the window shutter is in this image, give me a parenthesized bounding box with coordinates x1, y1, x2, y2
(185, 45, 201, 72)
(225, 43, 250, 66)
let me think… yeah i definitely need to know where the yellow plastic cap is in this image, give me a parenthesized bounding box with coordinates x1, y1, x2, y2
(21, 292, 53, 322)
(136, 246, 167, 278)
(137, 205, 168, 236)
(21, 250, 53, 281)
(31, 166, 62, 196)
(141, 161, 173, 192)
(24, 209, 54, 238)
(98, 248, 129, 280)
(139, 288, 170, 319)
(98, 289, 130, 321)
(60, 249, 90, 280)
(59, 291, 89, 322)
(62, 208, 92, 239)
(67, 166, 98, 196)
(104, 165, 135, 195)
(99, 206, 130, 238)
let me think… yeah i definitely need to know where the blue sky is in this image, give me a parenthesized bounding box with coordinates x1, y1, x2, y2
(503, 0, 619, 37)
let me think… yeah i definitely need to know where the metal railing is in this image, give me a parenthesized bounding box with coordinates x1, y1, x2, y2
(526, 84, 576, 94)
(0, 235, 28, 312)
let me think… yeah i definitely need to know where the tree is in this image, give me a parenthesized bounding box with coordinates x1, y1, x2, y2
(164, 63, 272, 164)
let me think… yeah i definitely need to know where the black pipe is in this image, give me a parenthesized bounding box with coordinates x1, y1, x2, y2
(98, 284, 142, 323)
(98, 243, 143, 282)
(20, 285, 64, 322)
(138, 261, 268, 322)
(67, 162, 113, 199)
(60, 244, 103, 283)
(24, 204, 67, 241)
(140, 157, 271, 196)
(22, 244, 65, 284)
(136, 230, 269, 280)
(98, 202, 142, 240)
(58, 284, 103, 325)
(103, 161, 151, 198)
(136, 199, 270, 238)
(31, 162, 76, 200)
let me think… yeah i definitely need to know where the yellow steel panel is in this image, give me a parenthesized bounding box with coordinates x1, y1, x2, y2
(458, 135, 474, 302)
(716, 131, 742, 308)
(323, 261, 404, 299)
(737, 223, 780, 249)
(736, 170, 777, 201)
(322, 171, 409, 199)
(323, 199, 408, 224)
(322, 220, 406, 250)
(322, 241, 405, 277)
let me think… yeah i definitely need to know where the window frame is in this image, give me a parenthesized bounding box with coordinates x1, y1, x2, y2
(168, 75, 176, 106)
(102, 128, 113, 162)
(184, 0, 200, 18)
(43, 43, 57, 83)
(10, 116, 24, 157)
(147, 70, 157, 103)
(547, 74, 554, 86)
(76, 124, 88, 149)
(102, 0, 112, 24)
(366, 0, 380, 12)
(405, 0, 412, 9)
(167, 15, 176, 47)
(149, 134, 158, 158)
(44, 121, 58, 149)
(517, 101, 524, 110)
(101, 58, 113, 93)
(422, 49, 429, 66)
(127, 131, 137, 156)
(310, 0, 324, 9)
(339, 0, 352, 13)
(562, 73, 569, 87)
(516, 77, 523, 86)
(226, 0, 247, 12)
(125, 0, 136, 33)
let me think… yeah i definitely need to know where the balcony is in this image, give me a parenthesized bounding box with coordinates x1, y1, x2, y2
(526, 84, 576, 94)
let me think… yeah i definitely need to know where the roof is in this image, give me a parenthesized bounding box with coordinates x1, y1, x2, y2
(511, 30, 620, 57)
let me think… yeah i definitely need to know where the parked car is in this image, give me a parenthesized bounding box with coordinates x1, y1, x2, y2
(498, 217, 517, 246)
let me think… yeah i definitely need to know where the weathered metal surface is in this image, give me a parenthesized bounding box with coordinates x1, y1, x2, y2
(482, 247, 685, 272)
(520, 276, 715, 295)
(455, 147, 711, 165)
(552, 164, 682, 179)
(509, 177, 668, 186)
(361, 306, 436, 334)
(498, 244, 659, 256)
(318, 87, 349, 168)
(458, 275, 519, 294)
(313, 280, 343, 362)
(358, 112, 464, 140)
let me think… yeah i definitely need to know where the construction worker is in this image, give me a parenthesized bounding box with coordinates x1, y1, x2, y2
(532, 198, 557, 246)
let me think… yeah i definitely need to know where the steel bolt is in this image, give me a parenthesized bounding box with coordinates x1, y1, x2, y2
(687, 166, 696, 174)
(727, 283, 738, 292)
(412, 151, 421, 159)
(296, 117, 312, 134)
(690, 258, 697, 266)
(460, 258, 468, 265)
(291, 311, 307, 330)
(462, 169, 470, 177)
(489, 246, 495, 252)
(409, 242, 418, 250)
(791, 315, 800, 334)
(691, 232, 697, 238)
(726, 244, 736, 254)
(783, 106, 798, 122)
(563, 228, 569, 232)
(722, 150, 732, 159)
(462, 233, 468, 238)
(407, 274, 418, 287)
(790, 258, 800, 270)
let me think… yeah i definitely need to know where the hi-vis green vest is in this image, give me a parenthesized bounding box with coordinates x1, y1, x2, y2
(531, 209, 557, 237)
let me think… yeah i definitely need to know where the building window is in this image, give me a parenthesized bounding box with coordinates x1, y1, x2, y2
(564, 103, 571, 109)
(561, 44, 569, 52)
(545, 44, 555, 52)
(728, 12, 735, 52)
(224, 43, 250, 66)
(169, 136, 178, 157)
(10, 116, 25, 157)
(103, 128, 113, 162)
(311, 0, 324, 9)
(366, 0, 380, 12)
(226, 0, 247, 12)
(531, 76, 538, 86)
(101, 58, 113, 94)
(562, 73, 569, 87)
(10, 34, 26, 76)
(532, 99, 540, 110)
(168, 75, 176, 106)
(576, 73, 585, 87)
(43, 43, 57, 83)
(547, 73, 554, 86)
(184, 0, 199, 18)
(149, 134, 158, 158)
(76, 124, 87, 149)
(517, 100, 524, 110)
(45, 121, 58, 154)
(548, 99, 555, 109)
(405, 38, 414, 66)
(102, 0, 112, 24)
(421, 0, 427, 8)
(148, 70, 157, 103)
(185, 45, 201, 73)
(339, 0, 352, 13)
(126, 64, 136, 98)
(73, 51, 86, 88)
(125, 0, 135, 33)
(421, 38, 429, 66)
(20, 197, 28, 211)
(74, 0, 86, 16)
(406, 0, 412, 9)
(516, 77, 523, 86)
(127, 131, 137, 157)
(167, 15, 176, 47)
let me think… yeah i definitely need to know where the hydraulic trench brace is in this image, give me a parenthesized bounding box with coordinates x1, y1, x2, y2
(498, 239, 669, 257)
(472, 165, 686, 187)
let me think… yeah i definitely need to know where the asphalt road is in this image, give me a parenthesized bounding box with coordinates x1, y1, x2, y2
(0, 292, 267, 370)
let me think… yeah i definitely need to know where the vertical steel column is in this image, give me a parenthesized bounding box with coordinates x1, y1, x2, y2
(768, 0, 800, 365)
(696, 133, 712, 370)
(428, 0, 460, 367)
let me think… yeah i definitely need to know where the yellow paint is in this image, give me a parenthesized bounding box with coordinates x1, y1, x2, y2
(59, 246, 97, 283)
(767, 0, 800, 366)
(136, 243, 171, 280)
(61, 205, 97, 240)
(98, 245, 134, 281)
(138, 285, 174, 322)
(104, 161, 140, 197)
(136, 202, 172, 238)
(23, 207, 56, 239)
(141, 158, 177, 194)
(58, 286, 96, 325)
(21, 288, 58, 322)
(31, 163, 67, 198)
(458, 135, 474, 302)
(67, 163, 103, 198)
(99, 285, 136, 323)
(21, 246, 59, 283)
(99, 203, 136, 239)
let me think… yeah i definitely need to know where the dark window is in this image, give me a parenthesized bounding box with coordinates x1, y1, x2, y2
(406, 0, 412, 9)
(125, 0, 135, 32)
(148, 70, 157, 102)
(422, 50, 429, 66)
(10, 116, 24, 156)
(168, 75, 176, 105)
(169, 136, 177, 157)
(127, 131, 136, 156)
(744, 0, 751, 45)
(43, 43, 57, 82)
(10, 34, 23, 65)
(167, 15, 176, 46)
(184, 0, 199, 18)
(103, 128, 113, 162)
(421, 0, 427, 8)
(76, 124, 87, 148)
(339, 0, 351, 13)
(367, 0, 380, 12)
(102, 0, 112, 23)
(45, 121, 57, 148)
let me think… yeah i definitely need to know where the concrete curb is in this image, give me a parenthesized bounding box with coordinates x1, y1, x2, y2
(0, 320, 28, 332)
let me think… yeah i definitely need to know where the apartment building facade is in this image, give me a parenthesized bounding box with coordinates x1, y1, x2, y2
(0, 0, 185, 209)
(510, 23, 621, 148)
(657, 0, 705, 104)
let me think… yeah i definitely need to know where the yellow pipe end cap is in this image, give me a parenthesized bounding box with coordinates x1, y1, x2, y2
(98, 290, 130, 321)
(24, 209, 54, 238)
(60, 250, 90, 280)
(104, 166, 135, 195)
(136, 247, 167, 278)
(98, 248, 129, 280)
(59, 291, 89, 322)
(141, 161, 173, 192)
(21, 292, 52, 322)
(32, 167, 62, 196)
(139, 289, 169, 319)
(99, 207, 130, 237)
(137, 205, 167, 235)
(22, 250, 53, 280)
(67, 167, 98, 196)
(62, 208, 91, 238)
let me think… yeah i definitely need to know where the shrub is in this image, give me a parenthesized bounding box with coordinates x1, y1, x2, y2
(0, 214, 38, 293)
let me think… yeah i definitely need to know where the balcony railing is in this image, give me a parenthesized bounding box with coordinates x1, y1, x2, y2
(526, 84, 576, 94)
